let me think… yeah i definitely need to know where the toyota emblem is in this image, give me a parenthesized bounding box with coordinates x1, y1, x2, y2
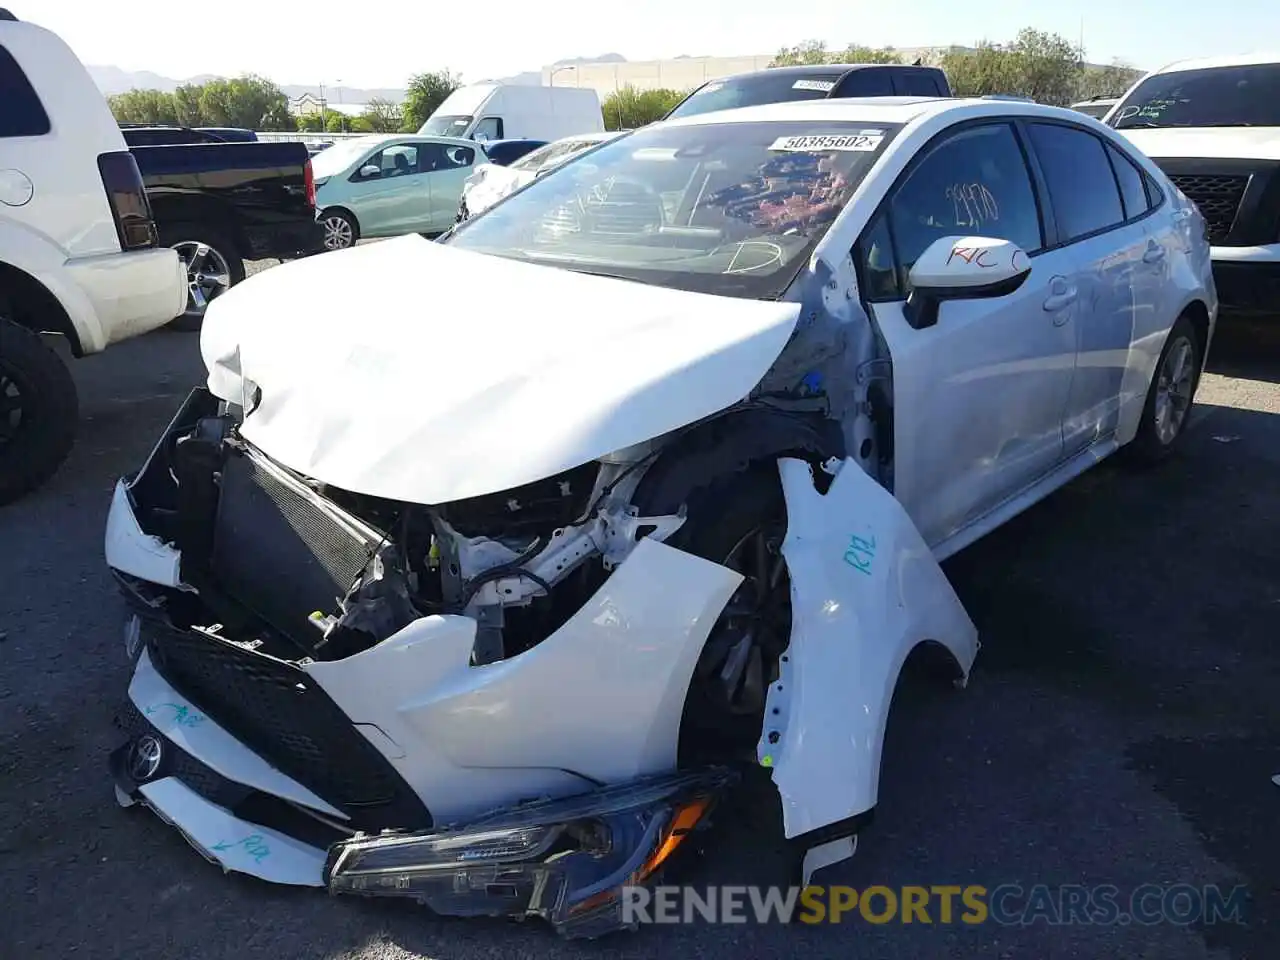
(128, 735, 163, 782)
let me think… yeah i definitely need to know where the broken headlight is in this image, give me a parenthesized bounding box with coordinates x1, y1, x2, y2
(324, 766, 735, 938)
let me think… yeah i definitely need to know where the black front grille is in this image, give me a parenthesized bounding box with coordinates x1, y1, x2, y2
(142, 618, 431, 831)
(1168, 173, 1248, 242)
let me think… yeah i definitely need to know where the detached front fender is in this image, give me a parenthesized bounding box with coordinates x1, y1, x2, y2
(761, 458, 978, 856)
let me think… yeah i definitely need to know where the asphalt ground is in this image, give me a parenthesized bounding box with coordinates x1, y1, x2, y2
(1, 274, 1277, 959)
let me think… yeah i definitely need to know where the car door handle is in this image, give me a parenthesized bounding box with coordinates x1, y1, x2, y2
(1043, 277, 1077, 318)
(1143, 242, 1166, 264)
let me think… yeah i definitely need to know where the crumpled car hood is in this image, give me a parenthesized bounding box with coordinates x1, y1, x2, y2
(201, 235, 801, 505)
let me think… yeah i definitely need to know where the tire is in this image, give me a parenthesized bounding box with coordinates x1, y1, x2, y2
(0, 318, 78, 506)
(666, 467, 791, 767)
(319, 209, 358, 251)
(160, 224, 245, 332)
(1122, 314, 1202, 465)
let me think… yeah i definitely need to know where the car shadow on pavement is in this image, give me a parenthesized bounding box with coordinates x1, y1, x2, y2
(1206, 315, 1280, 384)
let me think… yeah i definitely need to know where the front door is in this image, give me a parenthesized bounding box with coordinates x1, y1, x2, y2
(344, 141, 433, 236)
(857, 121, 1078, 550)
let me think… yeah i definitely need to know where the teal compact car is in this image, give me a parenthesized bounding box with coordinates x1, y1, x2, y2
(312, 134, 479, 249)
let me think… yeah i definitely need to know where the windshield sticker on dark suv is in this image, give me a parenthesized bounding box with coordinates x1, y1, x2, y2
(769, 132, 885, 152)
(792, 79, 837, 92)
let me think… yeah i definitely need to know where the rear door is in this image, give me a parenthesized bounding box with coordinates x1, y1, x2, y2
(421, 142, 478, 231)
(1022, 120, 1153, 454)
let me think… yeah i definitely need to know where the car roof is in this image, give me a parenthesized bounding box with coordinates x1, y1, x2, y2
(1151, 52, 1280, 74)
(658, 95, 1094, 130)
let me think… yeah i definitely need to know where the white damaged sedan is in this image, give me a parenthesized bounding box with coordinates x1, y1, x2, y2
(104, 96, 1216, 937)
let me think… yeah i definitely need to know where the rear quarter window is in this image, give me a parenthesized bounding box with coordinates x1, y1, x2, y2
(0, 44, 51, 137)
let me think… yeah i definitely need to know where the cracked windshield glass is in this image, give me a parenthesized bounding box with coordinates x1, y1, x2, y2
(444, 120, 902, 298)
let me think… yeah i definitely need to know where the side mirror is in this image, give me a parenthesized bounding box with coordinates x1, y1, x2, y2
(904, 236, 1031, 329)
(358, 164, 380, 179)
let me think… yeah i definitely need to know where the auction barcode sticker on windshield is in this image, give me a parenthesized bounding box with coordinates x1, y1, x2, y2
(768, 131, 885, 152)
(792, 79, 836, 92)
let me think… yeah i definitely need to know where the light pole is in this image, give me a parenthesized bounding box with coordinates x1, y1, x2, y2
(549, 65, 576, 86)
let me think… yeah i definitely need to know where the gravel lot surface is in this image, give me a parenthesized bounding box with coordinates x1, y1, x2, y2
(2, 270, 1277, 959)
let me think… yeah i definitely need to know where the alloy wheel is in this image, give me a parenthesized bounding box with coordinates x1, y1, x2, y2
(173, 241, 232, 318)
(696, 524, 790, 718)
(322, 215, 354, 250)
(1154, 335, 1195, 445)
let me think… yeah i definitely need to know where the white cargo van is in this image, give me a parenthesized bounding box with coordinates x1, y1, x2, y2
(418, 84, 604, 142)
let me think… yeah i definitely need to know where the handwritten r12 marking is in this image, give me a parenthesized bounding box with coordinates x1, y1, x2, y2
(843, 533, 877, 576)
(211, 833, 271, 863)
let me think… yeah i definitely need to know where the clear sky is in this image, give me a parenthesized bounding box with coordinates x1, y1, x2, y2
(24, 0, 1280, 88)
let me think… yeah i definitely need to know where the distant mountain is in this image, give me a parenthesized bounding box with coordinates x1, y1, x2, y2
(87, 65, 407, 102)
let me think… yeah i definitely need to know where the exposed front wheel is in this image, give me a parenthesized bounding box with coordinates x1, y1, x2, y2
(667, 469, 791, 767)
(162, 225, 245, 331)
(0, 318, 78, 505)
(320, 210, 358, 250)
(1124, 314, 1202, 464)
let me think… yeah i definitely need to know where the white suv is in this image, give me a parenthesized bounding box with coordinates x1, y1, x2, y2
(0, 10, 186, 504)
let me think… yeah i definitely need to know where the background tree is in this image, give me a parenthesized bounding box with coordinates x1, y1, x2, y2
(107, 89, 177, 124)
(839, 45, 904, 64)
(360, 97, 402, 133)
(325, 112, 352, 133)
(1077, 59, 1144, 100)
(108, 75, 292, 129)
(770, 40, 831, 66)
(601, 85, 686, 130)
(171, 84, 204, 126)
(941, 29, 1084, 105)
(400, 70, 461, 132)
(771, 41, 904, 67)
(295, 113, 325, 132)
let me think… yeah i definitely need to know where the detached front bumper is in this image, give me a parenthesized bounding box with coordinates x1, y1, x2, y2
(109, 641, 732, 937)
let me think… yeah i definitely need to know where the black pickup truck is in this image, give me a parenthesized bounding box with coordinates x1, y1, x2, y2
(123, 127, 323, 327)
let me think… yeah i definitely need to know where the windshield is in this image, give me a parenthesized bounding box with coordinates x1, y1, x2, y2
(1111, 64, 1280, 129)
(443, 120, 900, 299)
(311, 138, 380, 178)
(511, 137, 605, 174)
(419, 114, 472, 137)
(666, 73, 841, 121)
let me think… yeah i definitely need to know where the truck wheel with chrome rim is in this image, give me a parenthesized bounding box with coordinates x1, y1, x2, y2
(1125, 314, 1203, 464)
(161, 224, 245, 331)
(320, 209, 358, 250)
(0, 317, 77, 505)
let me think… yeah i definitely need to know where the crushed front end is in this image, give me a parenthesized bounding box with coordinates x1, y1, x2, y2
(104, 387, 739, 935)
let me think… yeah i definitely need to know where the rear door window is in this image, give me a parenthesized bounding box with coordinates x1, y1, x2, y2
(0, 45, 51, 138)
(1105, 141, 1152, 220)
(1026, 122, 1125, 242)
